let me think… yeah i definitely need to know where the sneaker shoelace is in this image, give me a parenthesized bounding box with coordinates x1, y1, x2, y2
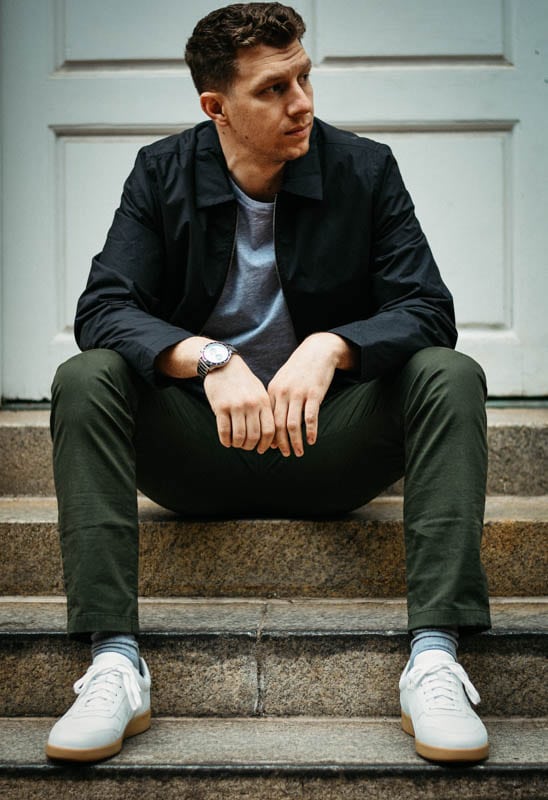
(407, 661, 481, 711)
(73, 663, 142, 713)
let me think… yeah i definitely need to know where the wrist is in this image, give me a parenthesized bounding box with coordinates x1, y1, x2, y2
(155, 336, 211, 379)
(307, 332, 357, 371)
(197, 341, 239, 379)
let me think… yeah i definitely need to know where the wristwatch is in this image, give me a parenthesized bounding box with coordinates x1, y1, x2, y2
(197, 341, 238, 379)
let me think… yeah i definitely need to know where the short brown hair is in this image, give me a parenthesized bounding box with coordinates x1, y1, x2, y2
(185, 3, 306, 94)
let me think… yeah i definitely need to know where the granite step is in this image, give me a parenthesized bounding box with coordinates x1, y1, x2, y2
(1, 495, 546, 598)
(0, 597, 545, 718)
(0, 408, 547, 496)
(0, 716, 546, 799)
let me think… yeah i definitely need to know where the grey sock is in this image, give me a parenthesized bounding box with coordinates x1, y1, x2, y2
(91, 632, 140, 671)
(410, 628, 459, 667)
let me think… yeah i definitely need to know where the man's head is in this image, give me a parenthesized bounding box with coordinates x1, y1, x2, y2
(185, 3, 306, 94)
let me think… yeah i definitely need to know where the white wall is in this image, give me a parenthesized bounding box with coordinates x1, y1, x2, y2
(1, 0, 547, 399)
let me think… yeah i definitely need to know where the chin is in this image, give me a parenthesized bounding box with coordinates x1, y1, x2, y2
(285, 138, 311, 160)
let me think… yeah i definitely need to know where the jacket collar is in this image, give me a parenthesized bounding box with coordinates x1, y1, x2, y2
(194, 120, 323, 208)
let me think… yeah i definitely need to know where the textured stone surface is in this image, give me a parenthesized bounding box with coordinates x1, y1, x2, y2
(0, 597, 267, 634)
(2, 716, 547, 767)
(0, 410, 51, 496)
(259, 635, 406, 717)
(1, 408, 547, 496)
(1, 496, 546, 597)
(0, 518, 63, 595)
(1, 775, 545, 800)
(0, 718, 546, 799)
(487, 408, 548, 495)
(0, 635, 259, 717)
(1, 406, 546, 799)
(258, 635, 547, 718)
(458, 638, 548, 718)
(0, 599, 545, 717)
(138, 515, 409, 598)
(1, 596, 546, 634)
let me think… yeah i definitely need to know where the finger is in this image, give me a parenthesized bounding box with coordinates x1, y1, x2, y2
(286, 397, 305, 457)
(216, 411, 232, 448)
(242, 410, 262, 451)
(256, 406, 276, 454)
(304, 395, 321, 446)
(272, 397, 291, 458)
(230, 411, 247, 449)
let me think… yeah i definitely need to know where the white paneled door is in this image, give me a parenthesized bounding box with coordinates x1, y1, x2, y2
(1, 0, 547, 399)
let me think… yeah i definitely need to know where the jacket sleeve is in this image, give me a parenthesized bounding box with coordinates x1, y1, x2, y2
(330, 147, 458, 381)
(74, 149, 192, 385)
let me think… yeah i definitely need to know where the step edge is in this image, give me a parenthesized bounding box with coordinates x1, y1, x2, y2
(1, 595, 547, 637)
(2, 407, 547, 428)
(1, 762, 546, 779)
(1, 495, 548, 523)
(0, 717, 546, 777)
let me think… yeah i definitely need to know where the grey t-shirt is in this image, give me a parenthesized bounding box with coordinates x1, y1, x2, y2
(202, 180, 298, 386)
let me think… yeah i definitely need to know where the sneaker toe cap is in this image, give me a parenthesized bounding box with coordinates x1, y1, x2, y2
(415, 713, 488, 749)
(48, 717, 123, 750)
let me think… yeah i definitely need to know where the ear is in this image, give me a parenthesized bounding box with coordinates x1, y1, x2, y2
(200, 92, 229, 126)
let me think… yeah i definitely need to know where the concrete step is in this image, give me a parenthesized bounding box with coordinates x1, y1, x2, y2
(1, 495, 546, 597)
(0, 716, 546, 799)
(0, 597, 546, 718)
(0, 408, 547, 496)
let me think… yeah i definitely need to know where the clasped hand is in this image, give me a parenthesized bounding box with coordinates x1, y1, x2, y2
(204, 332, 351, 458)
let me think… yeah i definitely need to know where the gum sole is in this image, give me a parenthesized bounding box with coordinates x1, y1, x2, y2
(401, 711, 489, 763)
(45, 709, 151, 763)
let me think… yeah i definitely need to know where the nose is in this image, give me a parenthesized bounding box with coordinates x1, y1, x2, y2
(287, 80, 313, 117)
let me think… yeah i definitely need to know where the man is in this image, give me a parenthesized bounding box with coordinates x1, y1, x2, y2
(46, 2, 491, 765)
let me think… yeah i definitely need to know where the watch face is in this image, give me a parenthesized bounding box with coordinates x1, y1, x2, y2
(204, 342, 229, 365)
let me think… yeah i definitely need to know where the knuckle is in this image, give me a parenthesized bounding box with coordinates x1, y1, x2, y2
(262, 420, 276, 436)
(232, 427, 245, 443)
(246, 427, 260, 443)
(217, 419, 231, 434)
(275, 386, 290, 401)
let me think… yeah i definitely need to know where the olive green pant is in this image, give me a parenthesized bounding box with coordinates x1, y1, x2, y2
(50, 346, 491, 639)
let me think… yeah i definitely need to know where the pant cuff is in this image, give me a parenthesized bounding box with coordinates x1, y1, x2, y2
(67, 613, 140, 642)
(407, 607, 491, 635)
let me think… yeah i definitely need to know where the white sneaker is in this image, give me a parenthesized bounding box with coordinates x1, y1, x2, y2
(46, 653, 151, 762)
(399, 649, 489, 762)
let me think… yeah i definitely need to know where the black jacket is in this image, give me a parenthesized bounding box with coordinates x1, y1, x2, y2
(75, 118, 457, 386)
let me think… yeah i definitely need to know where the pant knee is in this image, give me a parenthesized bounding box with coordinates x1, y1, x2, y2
(53, 349, 130, 394)
(51, 349, 137, 430)
(407, 347, 487, 401)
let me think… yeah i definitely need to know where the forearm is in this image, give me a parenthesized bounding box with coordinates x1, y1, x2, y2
(155, 336, 214, 379)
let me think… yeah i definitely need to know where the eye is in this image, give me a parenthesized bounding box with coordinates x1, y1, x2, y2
(265, 83, 284, 95)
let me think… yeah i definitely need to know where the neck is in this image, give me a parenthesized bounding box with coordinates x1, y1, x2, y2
(230, 169, 283, 202)
(218, 132, 284, 202)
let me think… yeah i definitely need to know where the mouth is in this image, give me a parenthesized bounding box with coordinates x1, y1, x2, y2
(285, 122, 312, 138)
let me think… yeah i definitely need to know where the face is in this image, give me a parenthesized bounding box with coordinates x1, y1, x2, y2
(216, 40, 314, 168)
